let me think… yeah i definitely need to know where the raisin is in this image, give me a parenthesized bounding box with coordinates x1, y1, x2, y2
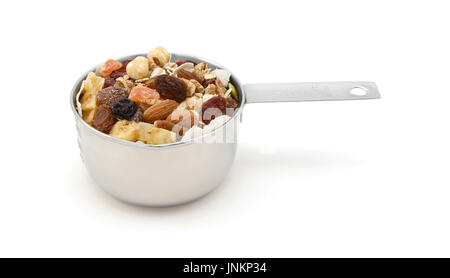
(92, 105, 116, 133)
(154, 75, 187, 102)
(201, 96, 227, 124)
(97, 87, 129, 106)
(121, 59, 131, 68)
(111, 98, 138, 120)
(110, 70, 127, 79)
(104, 77, 115, 88)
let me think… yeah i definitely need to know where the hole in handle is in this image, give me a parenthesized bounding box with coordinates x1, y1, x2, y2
(350, 87, 368, 96)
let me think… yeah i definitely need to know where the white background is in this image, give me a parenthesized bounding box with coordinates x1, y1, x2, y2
(1, 0, 449, 257)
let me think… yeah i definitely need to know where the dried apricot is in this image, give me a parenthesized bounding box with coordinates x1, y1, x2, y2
(99, 59, 122, 77)
(154, 75, 187, 102)
(201, 96, 227, 124)
(129, 87, 160, 105)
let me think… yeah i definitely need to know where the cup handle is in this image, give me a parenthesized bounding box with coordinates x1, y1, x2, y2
(243, 81, 380, 103)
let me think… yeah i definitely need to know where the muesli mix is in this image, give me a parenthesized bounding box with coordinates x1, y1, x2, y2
(76, 47, 239, 145)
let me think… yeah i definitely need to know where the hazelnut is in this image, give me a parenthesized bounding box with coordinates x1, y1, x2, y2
(147, 47, 171, 68)
(126, 56, 149, 80)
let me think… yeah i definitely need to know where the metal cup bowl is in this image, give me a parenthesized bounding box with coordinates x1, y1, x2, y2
(70, 54, 245, 207)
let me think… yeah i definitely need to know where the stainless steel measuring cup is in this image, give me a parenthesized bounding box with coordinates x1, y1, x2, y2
(71, 53, 380, 207)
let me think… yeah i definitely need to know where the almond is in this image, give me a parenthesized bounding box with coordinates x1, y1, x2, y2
(143, 99, 178, 124)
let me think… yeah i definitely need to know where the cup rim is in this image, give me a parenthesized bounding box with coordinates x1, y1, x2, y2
(70, 52, 245, 150)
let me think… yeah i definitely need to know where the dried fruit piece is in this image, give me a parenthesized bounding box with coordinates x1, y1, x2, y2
(145, 127, 176, 145)
(110, 70, 126, 79)
(99, 59, 122, 77)
(129, 87, 160, 105)
(228, 82, 239, 101)
(109, 120, 139, 142)
(111, 98, 138, 120)
(167, 109, 197, 128)
(143, 99, 178, 124)
(92, 105, 116, 133)
(80, 73, 105, 118)
(126, 56, 149, 79)
(154, 75, 187, 102)
(80, 91, 97, 112)
(82, 108, 96, 125)
(201, 96, 227, 124)
(104, 77, 115, 88)
(137, 122, 154, 142)
(83, 72, 105, 95)
(97, 87, 129, 107)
